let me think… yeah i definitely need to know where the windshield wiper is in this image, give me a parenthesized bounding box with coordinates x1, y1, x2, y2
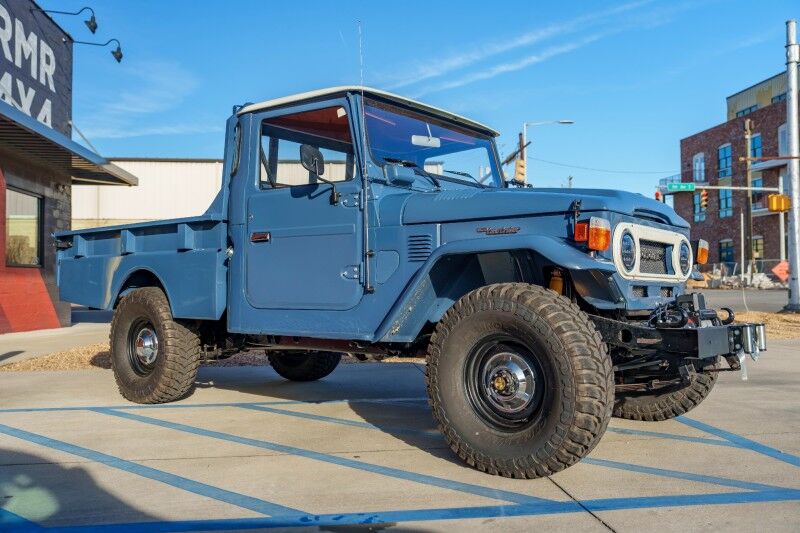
(383, 157, 441, 189)
(442, 169, 487, 188)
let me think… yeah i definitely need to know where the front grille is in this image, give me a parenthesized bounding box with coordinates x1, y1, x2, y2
(660, 287, 673, 297)
(639, 240, 669, 275)
(632, 286, 647, 297)
(407, 235, 433, 262)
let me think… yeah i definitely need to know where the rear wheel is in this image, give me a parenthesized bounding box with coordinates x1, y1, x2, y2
(268, 351, 342, 381)
(110, 287, 201, 404)
(613, 370, 718, 421)
(427, 283, 614, 478)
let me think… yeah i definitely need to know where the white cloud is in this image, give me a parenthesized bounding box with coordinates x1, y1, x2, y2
(77, 60, 214, 141)
(382, 0, 653, 90)
(81, 123, 223, 140)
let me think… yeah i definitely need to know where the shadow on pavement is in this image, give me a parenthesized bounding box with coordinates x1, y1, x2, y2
(0, 448, 158, 528)
(71, 307, 113, 325)
(196, 362, 464, 468)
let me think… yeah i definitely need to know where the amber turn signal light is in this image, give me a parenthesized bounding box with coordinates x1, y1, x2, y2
(574, 217, 610, 251)
(693, 239, 709, 265)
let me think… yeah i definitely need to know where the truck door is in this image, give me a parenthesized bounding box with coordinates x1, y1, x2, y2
(244, 103, 364, 310)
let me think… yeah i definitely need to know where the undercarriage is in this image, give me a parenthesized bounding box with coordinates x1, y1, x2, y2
(590, 293, 767, 392)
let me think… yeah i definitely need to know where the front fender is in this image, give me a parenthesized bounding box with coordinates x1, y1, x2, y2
(374, 234, 617, 343)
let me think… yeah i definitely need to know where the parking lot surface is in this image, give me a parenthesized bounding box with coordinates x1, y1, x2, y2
(1, 341, 799, 532)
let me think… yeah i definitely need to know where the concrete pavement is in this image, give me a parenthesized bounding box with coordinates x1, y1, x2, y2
(1, 340, 798, 531)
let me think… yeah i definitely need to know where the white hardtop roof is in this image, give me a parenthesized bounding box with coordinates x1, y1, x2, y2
(237, 86, 499, 136)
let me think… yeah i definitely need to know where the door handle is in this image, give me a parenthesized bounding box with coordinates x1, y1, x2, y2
(250, 231, 271, 243)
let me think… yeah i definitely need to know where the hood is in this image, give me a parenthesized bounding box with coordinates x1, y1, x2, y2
(401, 187, 689, 228)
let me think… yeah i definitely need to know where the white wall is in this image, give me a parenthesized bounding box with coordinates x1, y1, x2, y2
(72, 160, 224, 225)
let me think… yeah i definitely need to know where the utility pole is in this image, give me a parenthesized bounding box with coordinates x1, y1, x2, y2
(785, 19, 800, 312)
(744, 118, 755, 283)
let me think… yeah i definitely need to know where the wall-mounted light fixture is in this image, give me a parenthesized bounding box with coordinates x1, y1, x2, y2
(33, 6, 98, 34)
(73, 38, 124, 63)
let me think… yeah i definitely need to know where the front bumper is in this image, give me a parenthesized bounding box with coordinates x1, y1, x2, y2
(591, 293, 767, 361)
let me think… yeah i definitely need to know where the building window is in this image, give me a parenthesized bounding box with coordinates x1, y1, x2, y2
(718, 144, 732, 178)
(693, 192, 706, 222)
(779, 123, 788, 156)
(752, 173, 764, 210)
(735, 105, 758, 117)
(719, 184, 733, 218)
(719, 239, 734, 263)
(692, 153, 705, 182)
(5, 188, 42, 267)
(772, 92, 787, 104)
(752, 235, 764, 259)
(750, 133, 762, 159)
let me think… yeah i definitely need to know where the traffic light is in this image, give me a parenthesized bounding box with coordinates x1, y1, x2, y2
(654, 190, 662, 202)
(514, 158, 526, 184)
(700, 190, 709, 210)
(768, 194, 791, 212)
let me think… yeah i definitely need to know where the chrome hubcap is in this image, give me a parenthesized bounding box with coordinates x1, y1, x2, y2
(134, 327, 158, 366)
(482, 352, 535, 414)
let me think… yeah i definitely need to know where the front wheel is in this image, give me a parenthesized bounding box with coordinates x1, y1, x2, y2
(427, 283, 614, 479)
(613, 369, 718, 421)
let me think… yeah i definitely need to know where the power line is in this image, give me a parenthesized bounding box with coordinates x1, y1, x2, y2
(528, 157, 679, 175)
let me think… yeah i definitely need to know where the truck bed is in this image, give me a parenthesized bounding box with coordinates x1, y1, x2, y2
(55, 215, 228, 320)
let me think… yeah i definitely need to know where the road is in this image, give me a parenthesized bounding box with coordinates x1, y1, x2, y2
(689, 289, 789, 313)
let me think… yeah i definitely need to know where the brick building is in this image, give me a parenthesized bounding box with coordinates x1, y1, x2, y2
(0, 0, 136, 334)
(675, 69, 796, 269)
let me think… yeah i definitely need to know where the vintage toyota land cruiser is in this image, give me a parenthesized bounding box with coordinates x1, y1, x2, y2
(55, 87, 766, 478)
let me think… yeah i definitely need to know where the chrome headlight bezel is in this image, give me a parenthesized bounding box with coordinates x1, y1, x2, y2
(620, 231, 636, 272)
(679, 242, 691, 275)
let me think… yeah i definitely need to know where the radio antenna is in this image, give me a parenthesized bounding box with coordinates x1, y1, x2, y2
(356, 20, 374, 293)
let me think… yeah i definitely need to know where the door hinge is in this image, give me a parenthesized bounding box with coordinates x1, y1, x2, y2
(341, 192, 361, 208)
(342, 265, 360, 279)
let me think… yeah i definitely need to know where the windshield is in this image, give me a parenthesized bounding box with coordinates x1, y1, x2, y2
(363, 99, 502, 188)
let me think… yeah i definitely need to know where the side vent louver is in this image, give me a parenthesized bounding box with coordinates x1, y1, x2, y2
(408, 234, 433, 262)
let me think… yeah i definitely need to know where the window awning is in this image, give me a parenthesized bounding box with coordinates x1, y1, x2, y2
(0, 100, 138, 186)
(752, 159, 788, 172)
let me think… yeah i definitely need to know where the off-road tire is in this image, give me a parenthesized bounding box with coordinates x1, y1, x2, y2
(110, 287, 201, 404)
(268, 351, 342, 381)
(613, 370, 718, 421)
(427, 283, 614, 479)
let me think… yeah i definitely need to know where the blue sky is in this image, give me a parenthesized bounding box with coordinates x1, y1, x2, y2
(44, 0, 797, 195)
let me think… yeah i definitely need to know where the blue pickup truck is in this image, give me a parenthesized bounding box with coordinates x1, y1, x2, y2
(55, 87, 765, 478)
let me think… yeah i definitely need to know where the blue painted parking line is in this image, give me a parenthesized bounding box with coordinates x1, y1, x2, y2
(238, 404, 440, 439)
(0, 507, 41, 532)
(605, 426, 737, 448)
(0, 397, 429, 415)
(35, 488, 800, 532)
(0, 423, 301, 518)
(237, 400, 786, 493)
(90, 407, 549, 506)
(678, 417, 800, 468)
(582, 457, 783, 492)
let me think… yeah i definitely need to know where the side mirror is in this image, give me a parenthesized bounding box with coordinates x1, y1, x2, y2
(300, 144, 325, 176)
(299, 144, 340, 205)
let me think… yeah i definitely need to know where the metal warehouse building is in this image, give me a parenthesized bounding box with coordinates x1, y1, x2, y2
(0, 0, 136, 334)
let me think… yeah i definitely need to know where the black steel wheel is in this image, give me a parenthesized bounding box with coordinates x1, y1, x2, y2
(427, 283, 614, 478)
(464, 336, 546, 431)
(110, 287, 201, 404)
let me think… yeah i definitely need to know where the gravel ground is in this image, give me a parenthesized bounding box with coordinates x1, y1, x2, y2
(1, 311, 794, 372)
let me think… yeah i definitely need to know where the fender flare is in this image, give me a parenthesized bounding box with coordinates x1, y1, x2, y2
(374, 234, 617, 343)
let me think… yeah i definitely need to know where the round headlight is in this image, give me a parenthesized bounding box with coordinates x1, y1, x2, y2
(620, 232, 636, 271)
(679, 242, 691, 275)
